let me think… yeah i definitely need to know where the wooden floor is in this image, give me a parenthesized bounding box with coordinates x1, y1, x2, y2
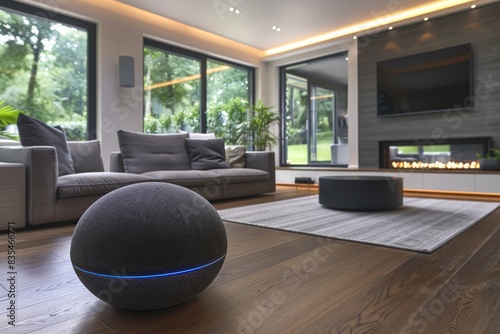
(1, 186, 499, 333)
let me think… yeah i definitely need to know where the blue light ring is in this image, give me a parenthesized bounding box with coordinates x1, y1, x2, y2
(73, 254, 225, 279)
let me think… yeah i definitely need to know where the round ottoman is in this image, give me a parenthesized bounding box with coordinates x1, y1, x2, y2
(319, 176, 403, 211)
(70, 182, 227, 311)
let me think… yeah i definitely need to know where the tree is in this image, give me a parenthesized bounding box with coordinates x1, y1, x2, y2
(0, 13, 56, 113)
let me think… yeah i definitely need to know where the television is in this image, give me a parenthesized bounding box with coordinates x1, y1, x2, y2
(377, 44, 472, 117)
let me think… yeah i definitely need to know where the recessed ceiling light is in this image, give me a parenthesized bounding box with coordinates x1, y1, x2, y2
(353, 36, 357, 39)
(424, 17, 429, 21)
(235, 9, 241, 14)
(345, 57, 349, 61)
(272, 25, 281, 32)
(264, 0, 473, 56)
(389, 26, 393, 30)
(471, 4, 476, 9)
(229, 7, 234, 12)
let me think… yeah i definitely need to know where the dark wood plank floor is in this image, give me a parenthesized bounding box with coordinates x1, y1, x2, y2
(0, 186, 499, 333)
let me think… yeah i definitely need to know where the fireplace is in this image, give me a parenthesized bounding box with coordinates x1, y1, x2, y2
(379, 137, 491, 170)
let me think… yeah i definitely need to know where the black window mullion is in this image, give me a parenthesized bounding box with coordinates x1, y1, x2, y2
(200, 59, 208, 133)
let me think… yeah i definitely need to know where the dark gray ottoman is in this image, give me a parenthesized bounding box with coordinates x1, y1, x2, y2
(319, 176, 403, 211)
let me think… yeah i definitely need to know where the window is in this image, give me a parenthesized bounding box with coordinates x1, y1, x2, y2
(0, 1, 97, 140)
(144, 39, 254, 145)
(281, 52, 348, 166)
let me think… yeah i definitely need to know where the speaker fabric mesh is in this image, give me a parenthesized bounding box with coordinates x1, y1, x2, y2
(70, 182, 227, 310)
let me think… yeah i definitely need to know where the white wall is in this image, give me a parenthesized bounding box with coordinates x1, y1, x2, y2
(22, 0, 264, 169)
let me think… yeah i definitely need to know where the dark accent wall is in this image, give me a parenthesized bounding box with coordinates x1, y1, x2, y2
(358, 2, 500, 167)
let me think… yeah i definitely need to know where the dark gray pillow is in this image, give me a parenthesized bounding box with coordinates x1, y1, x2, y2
(67, 140, 105, 173)
(117, 130, 191, 174)
(185, 138, 231, 170)
(17, 114, 75, 176)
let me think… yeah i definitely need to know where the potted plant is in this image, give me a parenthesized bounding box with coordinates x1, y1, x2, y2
(249, 100, 280, 151)
(478, 148, 500, 171)
(0, 101, 22, 140)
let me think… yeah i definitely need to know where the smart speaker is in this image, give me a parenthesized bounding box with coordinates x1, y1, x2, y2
(70, 182, 227, 310)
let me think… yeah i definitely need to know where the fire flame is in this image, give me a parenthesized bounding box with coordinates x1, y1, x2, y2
(391, 161, 480, 169)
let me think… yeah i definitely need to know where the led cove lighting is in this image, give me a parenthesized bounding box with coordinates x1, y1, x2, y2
(74, 255, 226, 279)
(264, 0, 474, 56)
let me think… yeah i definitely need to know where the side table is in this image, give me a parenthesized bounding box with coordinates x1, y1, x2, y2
(0, 162, 26, 230)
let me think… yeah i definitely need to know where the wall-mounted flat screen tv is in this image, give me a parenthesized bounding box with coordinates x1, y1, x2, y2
(377, 44, 472, 117)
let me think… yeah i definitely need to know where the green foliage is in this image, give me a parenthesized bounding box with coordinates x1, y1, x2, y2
(0, 8, 89, 139)
(478, 147, 500, 160)
(0, 101, 23, 140)
(48, 114, 87, 141)
(207, 98, 250, 145)
(249, 100, 280, 151)
(144, 98, 279, 151)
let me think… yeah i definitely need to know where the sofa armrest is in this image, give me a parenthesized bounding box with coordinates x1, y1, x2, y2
(0, 146, 58, 225)
(245, 151, 276, 184)
(110, 151, 125, 172)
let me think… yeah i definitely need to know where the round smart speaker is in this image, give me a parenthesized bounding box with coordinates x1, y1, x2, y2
(70, 182, 227, 310)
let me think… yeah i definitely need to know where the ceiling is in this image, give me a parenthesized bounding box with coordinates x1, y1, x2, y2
(116, 0, 494, 53)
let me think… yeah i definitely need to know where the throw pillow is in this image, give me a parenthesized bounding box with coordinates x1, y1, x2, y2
(117, 130, 191, 174)
(225, 145, 246, 168)
(185, 138, 231, 170)
(17, 114, 75, 176)
(67, 140, 105, 173)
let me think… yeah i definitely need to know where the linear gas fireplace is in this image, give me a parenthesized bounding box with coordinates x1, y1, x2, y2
(379, 137, 491, 170)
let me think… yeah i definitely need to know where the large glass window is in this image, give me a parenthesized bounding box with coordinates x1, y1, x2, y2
(144, 39, 254, 145)
(281, 52, 348, 166)
(0, 1, 96, 140)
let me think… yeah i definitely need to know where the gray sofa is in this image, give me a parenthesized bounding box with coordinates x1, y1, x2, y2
(0, 137, 275, 228)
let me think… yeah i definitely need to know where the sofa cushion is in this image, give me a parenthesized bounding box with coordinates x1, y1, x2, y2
(185, 138, 231, 170)
(117, 130, 190, 173)
(225, 145, 246, 168)
(17, 114, 75, 176)
(141, 170, 222, 187)
(57, 172, 153, 199)
(67, 140, 105, 173)
(210, 168, 270, 183)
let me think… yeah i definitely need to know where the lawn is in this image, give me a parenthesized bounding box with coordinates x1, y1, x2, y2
(286, 132, 333, 164)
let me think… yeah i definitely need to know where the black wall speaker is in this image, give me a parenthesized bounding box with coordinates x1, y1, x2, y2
(119, 55, 135, 87)
(70, 182, 227, 310)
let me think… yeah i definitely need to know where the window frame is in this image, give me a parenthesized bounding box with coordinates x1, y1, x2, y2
(0, 0, 97, 139)
(143, 38, 255, 133)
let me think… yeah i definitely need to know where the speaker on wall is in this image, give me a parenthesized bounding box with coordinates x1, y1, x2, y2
(119, 56, 135, 87)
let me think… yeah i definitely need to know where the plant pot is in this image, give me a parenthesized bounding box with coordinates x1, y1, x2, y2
(479, 158, 500, 171)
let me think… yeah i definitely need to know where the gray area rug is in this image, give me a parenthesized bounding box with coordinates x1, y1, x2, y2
(218, 196, 499, 253)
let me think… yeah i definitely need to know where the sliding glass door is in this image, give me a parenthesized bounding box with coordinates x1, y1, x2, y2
(281, 52, 348, 166)
(310, 85, 335, 163)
